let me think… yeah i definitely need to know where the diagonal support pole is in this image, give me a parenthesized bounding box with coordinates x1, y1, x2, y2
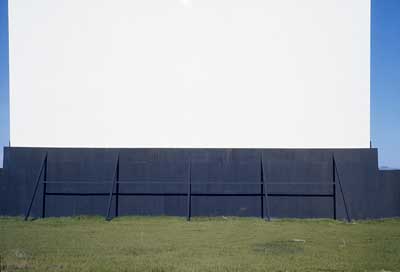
(333, 155, 351, 223)
(261, 154, 271, 221)
(332, 155, 337, 220)
(115, 174, 120, 218)
(106, 153, 120, 221)
(186, 158, 192, 221)
(42, 155, 48, 218)
(24, 152, 48, 221)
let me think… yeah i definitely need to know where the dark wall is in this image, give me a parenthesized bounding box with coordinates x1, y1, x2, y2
(376, 170, 400, 217)
(0, 147, 399, 219)
(0, 168, 5, 204)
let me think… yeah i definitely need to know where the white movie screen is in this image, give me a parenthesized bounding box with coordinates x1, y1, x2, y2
(9, 0, 370, 148)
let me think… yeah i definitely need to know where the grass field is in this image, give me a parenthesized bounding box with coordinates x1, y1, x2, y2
(0, 216, 400, 272)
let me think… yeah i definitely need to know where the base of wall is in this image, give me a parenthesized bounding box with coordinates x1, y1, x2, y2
(1, 147, 399, 219)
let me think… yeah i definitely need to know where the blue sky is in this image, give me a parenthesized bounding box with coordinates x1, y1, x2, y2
(0, 0, 399, 168)
(371, 0, 400, 169)
(0, 0, 8, 167)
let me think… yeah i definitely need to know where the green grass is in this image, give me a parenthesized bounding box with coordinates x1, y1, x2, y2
(1, 216, 400, 271)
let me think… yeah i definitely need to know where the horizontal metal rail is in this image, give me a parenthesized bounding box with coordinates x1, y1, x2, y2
(45, 192, 334, 197)
(43, 181, 334, 185)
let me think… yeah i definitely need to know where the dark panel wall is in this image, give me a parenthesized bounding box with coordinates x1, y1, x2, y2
(376, 170, 400, 217)
(0, 168, 5, 209)
(0, 147, 399, 219)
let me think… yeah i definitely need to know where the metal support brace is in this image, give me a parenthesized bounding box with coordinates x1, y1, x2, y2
(332, 156, 337, 220)
(106, 153, 120, 221)
(24, 152, 48, 221)
(186, 159, 192, 221)
(333, 155, 351, 222)
(261, 155, 271, 221)
(42, 156, 48, 218)
(116, 177, 120, 218)
(260, 177, 264, 218)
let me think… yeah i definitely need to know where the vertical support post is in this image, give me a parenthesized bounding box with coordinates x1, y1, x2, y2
(261, 155, 271, 221)
(260, 178, 264, 219)
(106, 153, 120, 221)
(42, 155, 48, 218)
(186, 159, 192, 221)
(115, 169, 120, 218)
(24, 152, 48, 221)
(332, 155, 336, 220)
(333, 156, 351, 223)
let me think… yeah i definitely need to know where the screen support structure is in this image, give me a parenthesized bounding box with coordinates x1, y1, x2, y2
(187, 159, 192, 221)
(23, 153, 352, 222)
(333, 155, 351, 222)
(24, 152, 47, 221)
(106, 153, 120, 221)
(260, 155, 271, 221)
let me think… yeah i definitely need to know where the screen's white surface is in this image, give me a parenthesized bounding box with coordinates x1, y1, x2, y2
(8, 0, 370, 148)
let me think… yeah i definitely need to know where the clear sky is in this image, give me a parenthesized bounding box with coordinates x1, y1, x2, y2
(371, 0, 400, 169)
(0, 0, 399, 168)
(0, 0, 9, 167)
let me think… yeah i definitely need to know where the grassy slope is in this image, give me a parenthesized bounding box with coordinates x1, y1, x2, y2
(0, 217, 399, 272)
